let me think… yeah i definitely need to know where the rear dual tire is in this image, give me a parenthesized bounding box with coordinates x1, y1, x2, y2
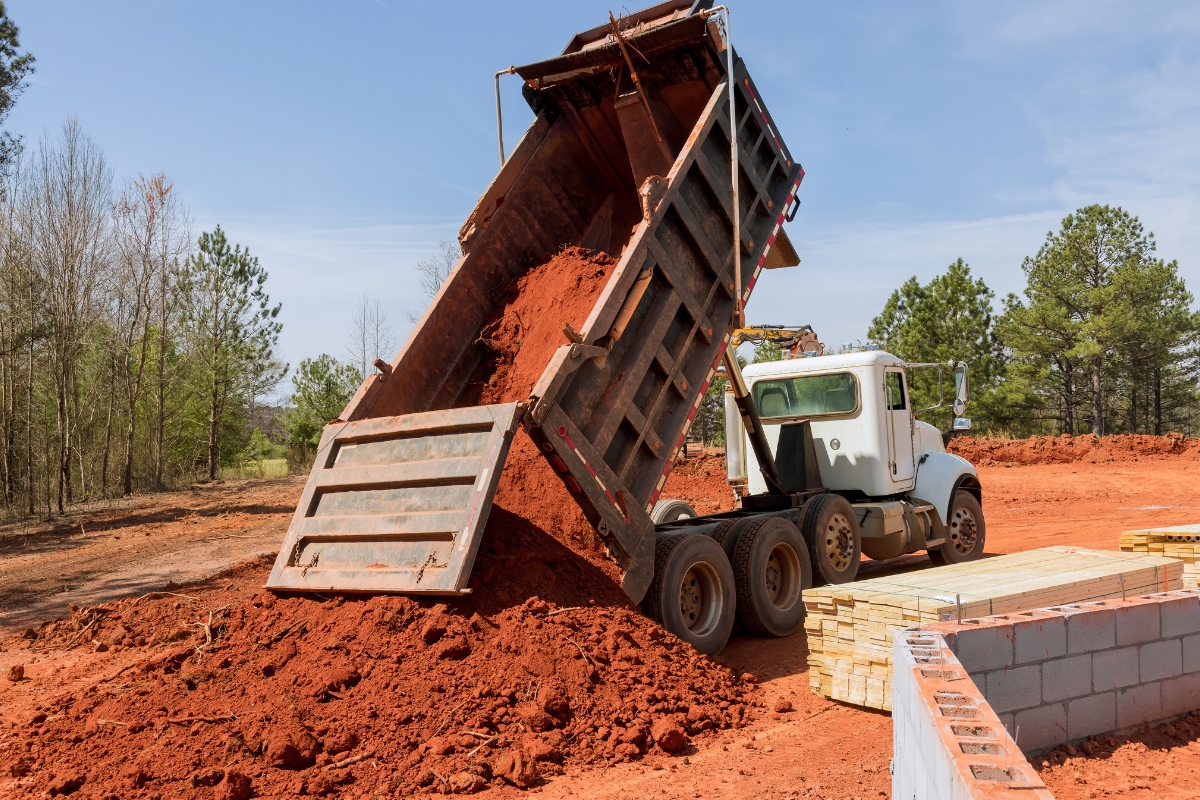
(642, 533, 736, 655)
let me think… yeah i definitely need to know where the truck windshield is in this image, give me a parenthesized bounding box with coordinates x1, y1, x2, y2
(753, 372, 858, 419)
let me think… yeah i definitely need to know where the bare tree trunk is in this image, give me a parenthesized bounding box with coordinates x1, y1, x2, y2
(1090, 356, 1104, 437)
(100, 353, 115, 496)
(1154, 367, 1163, 436)
(155, 285, 166, 489)
(207, 374, 219, 481)
(26, 271, 32, 516)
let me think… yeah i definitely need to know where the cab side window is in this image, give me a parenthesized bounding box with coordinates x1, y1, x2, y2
(885, 371, 907, 411)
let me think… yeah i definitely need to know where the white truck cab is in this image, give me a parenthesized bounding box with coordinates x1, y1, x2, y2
(723, 348, 984, 574)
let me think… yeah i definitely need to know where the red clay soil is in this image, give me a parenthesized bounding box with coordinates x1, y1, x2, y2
(0, 557, 758, 799)
(467, 246, 616, 407)
(0, 246, 765, 799)
(949, 432, 1200, 466)
(1036, 713, 1200, 799)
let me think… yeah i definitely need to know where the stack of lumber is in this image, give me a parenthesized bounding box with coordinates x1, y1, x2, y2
(804, 546, 1182, 711)
(1119, 524, 1200, 589)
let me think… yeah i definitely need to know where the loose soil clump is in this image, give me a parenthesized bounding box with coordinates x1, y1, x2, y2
(1037, 712, 1200, 799)
(949, 432, 1200, 466)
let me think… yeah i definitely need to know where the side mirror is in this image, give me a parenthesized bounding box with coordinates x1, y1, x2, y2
(952, 417, 972, 431)
(953, 362, 969, 417)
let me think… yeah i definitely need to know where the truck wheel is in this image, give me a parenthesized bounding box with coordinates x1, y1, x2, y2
(929, 491, 986, 566)
(642, 533, 736, 655)
(651, 499, 697, 525)
(730, 517, 811, 637)
(710, 518, 755, 561)
(800, 494, 861, 585)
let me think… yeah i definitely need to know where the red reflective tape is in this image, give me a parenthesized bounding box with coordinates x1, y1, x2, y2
(560, 426, 626, 519)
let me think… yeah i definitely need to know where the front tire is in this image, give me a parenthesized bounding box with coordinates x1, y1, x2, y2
(730, 517, 811, 637)
(800, 493, 862, 585)
(642, 533, 736, 655)
(929, 491, 986, 566)
(650, 499, 697, 525)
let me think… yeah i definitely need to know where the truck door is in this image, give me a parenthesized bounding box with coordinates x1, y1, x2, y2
(884, 369, 915, 485)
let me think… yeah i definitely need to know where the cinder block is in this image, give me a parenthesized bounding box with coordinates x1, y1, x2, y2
(953, 622, 1014, 673)
(1064, 605, 1116, 654)
(987, 665, 1042, 713)
(1093, 646, 1140, 692)
(1042, 654, 1092, 702)
(1117, 682, 1162, 729)
(969, 672, 985, 695)
(1067, 692, 1115, 740)
(1184, 634, 1200, 674)
(1161, 595, 1200, 638)
(1116, 600, 1161, 646)
(1014, 612, 1067, 664)
(1140, 639, 1183, 682)
(1162, 673, 1200, 719)
(1014, 703, 1068, 753)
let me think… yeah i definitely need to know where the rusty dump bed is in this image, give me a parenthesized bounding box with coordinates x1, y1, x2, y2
(267, 0, 803, 603)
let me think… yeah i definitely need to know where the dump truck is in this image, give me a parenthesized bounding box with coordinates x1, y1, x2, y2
(268, 1, 839, 655)
(654, 346, 984, 580)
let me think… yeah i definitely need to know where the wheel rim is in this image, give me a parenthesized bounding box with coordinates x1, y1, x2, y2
(765, 543, 802, 610)
(678, 560, 724, 637)
(824, 513, 855, 572)
(950, 504, 979, 555)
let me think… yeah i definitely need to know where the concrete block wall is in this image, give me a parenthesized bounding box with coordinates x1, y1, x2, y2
(926, 587, 1200, 754)
(892, 628, 1052, 799)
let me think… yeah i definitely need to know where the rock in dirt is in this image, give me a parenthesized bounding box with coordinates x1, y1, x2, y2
(493, 749, 539, 788)
(774, 697, 794, 713)
(218, 771, 253, 800)
(119, 764, 151, 788)
(265, 725, 320, 769)
(449, 771, 488, 794)
(191, 766, 225, 787)
(47, 771, 86, 796)
(313, 664, 361, 697)
(652, 718, 687, 753)
(6, 663, 23, 681)
(435, 634, 471, 660)
(9, 755, 33, 778)
(305, 769, 352, 796)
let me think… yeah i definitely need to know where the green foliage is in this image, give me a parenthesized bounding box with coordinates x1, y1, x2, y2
(0, 1, 33, 166)
(282, 354, 361, 469)
(752, 340, 783, 364)
(868, 259, 1007, 431)
(998, 205, 1199, 436)
(691, 353, 747, 448)
(179, 226, 286, 479)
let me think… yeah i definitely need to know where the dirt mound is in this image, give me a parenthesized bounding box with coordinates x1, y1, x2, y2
(1037, 712, 1200, 799)
(2, 559, 756, 798)
(461, 246, 616, 407)
(0, 246, 762, 798)
(661, 449, 736, 517)
(949, 433, 1200, 466)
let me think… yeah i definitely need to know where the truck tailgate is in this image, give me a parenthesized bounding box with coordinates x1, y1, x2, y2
(265, 403, 521, 593)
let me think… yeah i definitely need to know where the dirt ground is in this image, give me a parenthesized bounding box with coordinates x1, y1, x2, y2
(0, 477, 302, 637)
(1, 439, 1198, 798)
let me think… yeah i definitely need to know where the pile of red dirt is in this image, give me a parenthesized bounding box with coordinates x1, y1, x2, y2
(949, 433, 1200, 466)
(463, 246, 616, 407)
(661, 449, 736, 517)
(0, 246, 764, 798)
(1036, 712, 1200, 799)
(1, 558, 758, 799)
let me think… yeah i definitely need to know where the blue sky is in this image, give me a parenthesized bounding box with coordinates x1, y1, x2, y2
(8, 1, 1199, 388)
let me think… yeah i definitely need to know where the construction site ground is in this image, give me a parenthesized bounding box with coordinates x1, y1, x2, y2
(1, 436, 1198, 799)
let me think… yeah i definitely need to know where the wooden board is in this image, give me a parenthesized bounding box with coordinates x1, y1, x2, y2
(1120, 524, 1200, 590)
(803, 546, 1183, 711)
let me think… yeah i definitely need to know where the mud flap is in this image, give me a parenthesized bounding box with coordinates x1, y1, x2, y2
(621, 530, 657, 606)
(265, 403, 522, 594)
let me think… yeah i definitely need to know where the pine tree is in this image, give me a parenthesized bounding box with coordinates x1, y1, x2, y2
(179, 226, 285, 480)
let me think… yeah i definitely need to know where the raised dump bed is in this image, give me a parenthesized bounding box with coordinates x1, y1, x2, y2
(267, 1, 803, 604)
